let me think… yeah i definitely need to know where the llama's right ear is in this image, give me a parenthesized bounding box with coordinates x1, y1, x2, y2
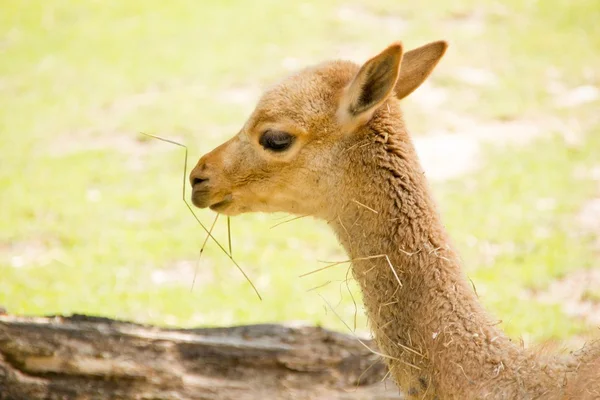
(338, 42, 403, 130)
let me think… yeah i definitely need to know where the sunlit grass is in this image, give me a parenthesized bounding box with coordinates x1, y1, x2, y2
(1, 0, 599, 344)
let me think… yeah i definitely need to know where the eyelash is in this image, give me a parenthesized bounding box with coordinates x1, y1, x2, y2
(259, 130, 295, 152)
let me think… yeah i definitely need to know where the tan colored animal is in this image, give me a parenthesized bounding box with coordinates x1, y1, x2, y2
(189, 41, 600, 399)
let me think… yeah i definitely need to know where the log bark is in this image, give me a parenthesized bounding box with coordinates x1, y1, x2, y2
(0, 314, 401, 400)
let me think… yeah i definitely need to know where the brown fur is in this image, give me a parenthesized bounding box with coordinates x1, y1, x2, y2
(189, 41, 600, 399)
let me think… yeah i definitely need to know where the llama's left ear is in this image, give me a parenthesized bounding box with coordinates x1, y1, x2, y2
(338, 42, 403, 129)
(395, 40, 448, 100)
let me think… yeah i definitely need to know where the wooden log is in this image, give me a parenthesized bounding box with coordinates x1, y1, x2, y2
(0, 314, 401, 399)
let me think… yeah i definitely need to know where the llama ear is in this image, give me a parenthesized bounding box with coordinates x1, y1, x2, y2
(338, 42, 403, 128)
(395, 40, 448, 100)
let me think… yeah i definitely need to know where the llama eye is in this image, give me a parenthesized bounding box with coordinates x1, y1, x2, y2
(259, 130, 295, 152)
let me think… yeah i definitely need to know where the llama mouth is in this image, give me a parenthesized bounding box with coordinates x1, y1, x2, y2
(209, 195, 233, 212)
(191, 187, 233, 211)
(191, 189, 210, 208)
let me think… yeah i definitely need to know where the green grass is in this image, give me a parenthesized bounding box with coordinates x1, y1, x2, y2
(1, 0, 599, 344)
(439, 132, 600, 340)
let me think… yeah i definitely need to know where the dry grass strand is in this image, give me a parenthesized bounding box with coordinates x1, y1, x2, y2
(270, 214, 308, 229)
(191, 213, 219, 291)
(140, 132, 262, 300)
(227, 216, 232, 256)
(351, 199, 379, 214)
(319, 295, 421, 370)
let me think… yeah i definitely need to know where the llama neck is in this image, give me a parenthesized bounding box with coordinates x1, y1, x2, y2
(327, 112, 562, 399)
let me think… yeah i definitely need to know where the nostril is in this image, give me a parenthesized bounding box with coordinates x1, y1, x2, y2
(192, 177, 208, 187)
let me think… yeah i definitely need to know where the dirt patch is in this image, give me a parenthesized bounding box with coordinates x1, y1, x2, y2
(411, 100, 546, 181)
(46, 83, 187, 161)
(47, 79, 261, 162)
(0, 238, 64, 269)
(335, 5, 408, 35)
(413, 134, 480, 181)
(452, 66, 498, 87)
(441, 7, 491, 35)
(405, 74, 596, 181)
(577, 167, 600, 253)
(151, 259, 215, 288)
(555, 85, 599, 108)
(47, 129, 189, 173)
(216, 85, 262, 107)
(579, 198, 600, 234)
(525, 269, 600, 328)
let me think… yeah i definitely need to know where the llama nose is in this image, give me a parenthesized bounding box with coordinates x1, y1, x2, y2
(189, 161, 210, 188)
(191, 176, 208, 187)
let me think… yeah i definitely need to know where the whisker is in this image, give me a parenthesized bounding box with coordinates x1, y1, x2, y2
(191, 213, 219, 291)
(307, 280, 332, 292)
(271, 213, 293, 221)
(140, 132, 262, 300)
(227, 216, 232, 257)
(270, 214, 308, 229)
(345, 266, 358, 332)
(299, 260, 349, 277)
(351, 199, 379, 214)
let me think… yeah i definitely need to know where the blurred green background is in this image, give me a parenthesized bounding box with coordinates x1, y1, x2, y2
(1, 0, 599, 347)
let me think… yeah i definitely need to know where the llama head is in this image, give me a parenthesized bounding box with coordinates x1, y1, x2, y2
(189, 41, 447, 217)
